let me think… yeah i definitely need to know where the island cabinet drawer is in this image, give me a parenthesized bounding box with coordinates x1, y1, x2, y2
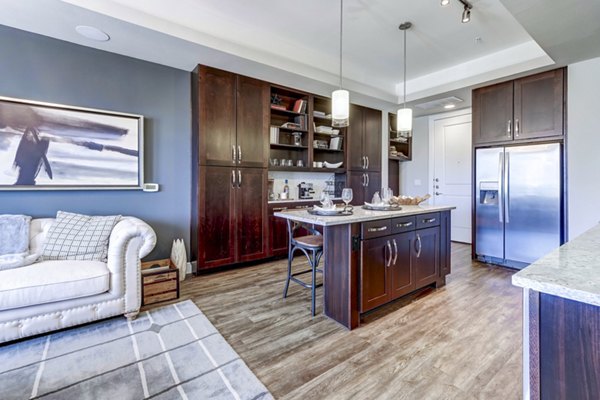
(391, 216, 416, 233)
(416, 213, 440, 229)
(362, 220, 392, 239)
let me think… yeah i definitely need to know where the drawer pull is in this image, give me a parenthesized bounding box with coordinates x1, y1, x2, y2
(368, 226, 388, 232)
(396, 222, 413, 228)
(295, 205, 310, 209)
(273, 207, 288, 212)
(422, 218, 436, 224)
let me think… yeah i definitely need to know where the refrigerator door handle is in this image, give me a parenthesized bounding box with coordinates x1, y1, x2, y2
(504, 152, 510, 223)
(498, 152, 504, 223)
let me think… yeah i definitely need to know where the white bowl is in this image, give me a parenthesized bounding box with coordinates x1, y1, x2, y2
(324, 161, 343, 169)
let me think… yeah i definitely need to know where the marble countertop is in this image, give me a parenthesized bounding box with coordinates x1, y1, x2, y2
(512, 224, 600, 307)
(268, 198, 341, 205)
(274, 204, 455, 226)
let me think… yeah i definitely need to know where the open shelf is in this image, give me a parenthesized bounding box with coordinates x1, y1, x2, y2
(270, 143, 308, 150)
(314, 148, 343, 153)
(270, 107, 307, 117)
(268, 166, 311, 172)
(388, 112, 412, 162)
(274, 126, 308, 133)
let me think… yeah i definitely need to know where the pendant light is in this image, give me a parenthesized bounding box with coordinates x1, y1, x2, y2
(332, 0, 349, 127)
(397, 22, 412, 135)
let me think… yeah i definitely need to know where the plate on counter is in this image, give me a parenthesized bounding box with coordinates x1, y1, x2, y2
(362, 203, 402, 211)
(308, 206, 353, 216)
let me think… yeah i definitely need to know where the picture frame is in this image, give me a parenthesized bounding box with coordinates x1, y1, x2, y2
(0, 95, 144, 190)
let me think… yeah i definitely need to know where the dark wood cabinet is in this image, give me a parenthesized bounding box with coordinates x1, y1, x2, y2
(472, 68, 565, 146)
(268, 205, 289, 257)
(360, 212, 449, 313)
(514, 68, 564, 140)
(347, 171, 381, 206)
(197, 166, 268, 270)
(361, 235, 392, 312)
(348, 104, 382, 171)
(414, 227, 440, 288)
(195, 66, 268, 167)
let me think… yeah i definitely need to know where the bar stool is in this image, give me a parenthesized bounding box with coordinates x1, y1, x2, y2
(282, 219, 324, 316)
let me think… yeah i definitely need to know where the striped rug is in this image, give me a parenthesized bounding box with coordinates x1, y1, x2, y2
(0, 300, 272, 400)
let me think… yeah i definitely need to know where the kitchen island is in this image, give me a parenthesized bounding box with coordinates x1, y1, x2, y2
(512, 225, 600, 399)
(275, 205, 454, 329)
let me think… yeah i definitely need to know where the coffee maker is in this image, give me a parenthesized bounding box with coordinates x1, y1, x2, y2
(297, 182, 315, 200)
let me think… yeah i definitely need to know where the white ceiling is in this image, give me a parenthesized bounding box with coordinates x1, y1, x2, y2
(0, 0, 598, 111)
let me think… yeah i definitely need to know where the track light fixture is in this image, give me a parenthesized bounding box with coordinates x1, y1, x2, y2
(441, 0, 473, 23)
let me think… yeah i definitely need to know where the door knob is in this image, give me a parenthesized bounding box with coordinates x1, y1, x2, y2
(434, 178, 439, 182)
(435, 192, 443, 196)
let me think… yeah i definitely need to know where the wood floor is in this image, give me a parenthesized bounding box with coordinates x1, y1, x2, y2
(151, 243, 522, 399)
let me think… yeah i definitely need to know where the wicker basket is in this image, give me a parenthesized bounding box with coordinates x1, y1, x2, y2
(390, 194, 431, 206)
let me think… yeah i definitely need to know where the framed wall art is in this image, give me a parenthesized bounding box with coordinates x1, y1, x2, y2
(0, 96, 144, 190)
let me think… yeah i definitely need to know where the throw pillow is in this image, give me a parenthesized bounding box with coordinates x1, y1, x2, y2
(0, 214, 31, 256)
(41, 211, 121, 262)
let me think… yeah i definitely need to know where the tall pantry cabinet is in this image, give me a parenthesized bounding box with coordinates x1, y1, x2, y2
(191, 65, 269, 271)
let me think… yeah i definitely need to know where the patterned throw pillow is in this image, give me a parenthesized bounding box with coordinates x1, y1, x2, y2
(41, 211, 121, 262)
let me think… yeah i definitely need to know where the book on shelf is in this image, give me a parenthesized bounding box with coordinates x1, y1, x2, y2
(292, 99, 307, 114)
(281, 122, 302, 130)
(293, 115, 307, 130)
(271, 104, 287, 111)
(270, 126, 280, 144)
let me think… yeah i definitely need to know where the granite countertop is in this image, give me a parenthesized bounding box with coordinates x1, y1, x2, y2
(274, 204, 455, 226)
(268, 198, 341, 205)
(512, 224, 600, 307)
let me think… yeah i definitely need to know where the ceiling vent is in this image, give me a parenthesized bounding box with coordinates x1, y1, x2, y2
(414, 96, 464, 110)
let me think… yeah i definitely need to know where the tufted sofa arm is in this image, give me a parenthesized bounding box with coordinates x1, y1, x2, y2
(106, 217, 157, 315)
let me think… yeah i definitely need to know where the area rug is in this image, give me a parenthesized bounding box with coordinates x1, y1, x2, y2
(0, 300, 272, 400)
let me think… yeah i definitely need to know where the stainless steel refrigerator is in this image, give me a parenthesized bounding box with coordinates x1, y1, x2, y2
(475, 143, 564, 269)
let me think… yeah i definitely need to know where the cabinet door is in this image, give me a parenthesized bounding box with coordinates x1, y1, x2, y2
(236, 168, 268, 262)
(365, 172, 381, 204)
(472, 81, 514, 145)
(269, 205, 289, 257)
(514, 69, 564, 140)
(389, 231, 416, 299)
(236, 76, 269, 168)
(413, 227, 440, 288)
(361, 236, 392, 312)
(198, 166, 236, 269)
(199, 67, 237, 166)
(363, 107, 382, 172)
(347, 171, 366, 206)
(348, 104, 365, 170)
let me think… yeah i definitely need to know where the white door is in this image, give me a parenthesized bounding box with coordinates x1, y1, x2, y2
(431, 111, 472, 243)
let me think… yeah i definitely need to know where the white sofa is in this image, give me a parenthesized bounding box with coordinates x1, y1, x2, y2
(0, 216, 156, 343)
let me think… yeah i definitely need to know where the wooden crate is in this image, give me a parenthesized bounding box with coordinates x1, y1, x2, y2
(141, 259, 180, 306)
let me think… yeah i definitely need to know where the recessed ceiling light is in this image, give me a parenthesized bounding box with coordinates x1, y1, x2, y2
(440, 0, 450, 6)
(75, 25, 110, 42)
(444, 104, 456, 109)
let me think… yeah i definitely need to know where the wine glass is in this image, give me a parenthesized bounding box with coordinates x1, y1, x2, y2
(341, 188, 353, 211)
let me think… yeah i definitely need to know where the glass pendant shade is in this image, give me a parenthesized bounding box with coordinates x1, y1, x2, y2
(397, 107, 413, 133)
(332, 89, 349, 127)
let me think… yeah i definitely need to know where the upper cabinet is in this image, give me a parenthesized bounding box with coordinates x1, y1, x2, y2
(348, 104, 382, 171)
(472, 68, 565, 146)
(195, 66, 268, 167)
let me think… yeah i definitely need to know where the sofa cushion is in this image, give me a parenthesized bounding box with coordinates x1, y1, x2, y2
(0, 260, 110, 311)
(41, 211, 121, 262)
(0, 214, 31, 256)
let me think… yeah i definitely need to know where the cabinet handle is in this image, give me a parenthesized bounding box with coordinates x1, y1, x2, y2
(515, 118, 520, 137)
(273, 207, 288, 212)
(231, 170, 236, 187)
(392, 239, 398, 265)
(362, 156, 366, 169)
(507, 119, 512, 137)
(362, 173, 366, 187)
(386, 240, 393, 267)
(238, 170, 242, 188)
(396, 221, 413, 228)
(232, 145, 237, 163)
(415, 233, 422, 258)
(366, 174, 370, 187)
(238, 145, 242, 163)
(368, 226, 388, 232)
(422, 218, 436, 224)
(366, 156, 369, 169)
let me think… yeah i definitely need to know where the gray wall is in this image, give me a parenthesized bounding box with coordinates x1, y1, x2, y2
(568, 56, 600, 239)
(0, 26, 191, 259)
(400, 116, 430, 198)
